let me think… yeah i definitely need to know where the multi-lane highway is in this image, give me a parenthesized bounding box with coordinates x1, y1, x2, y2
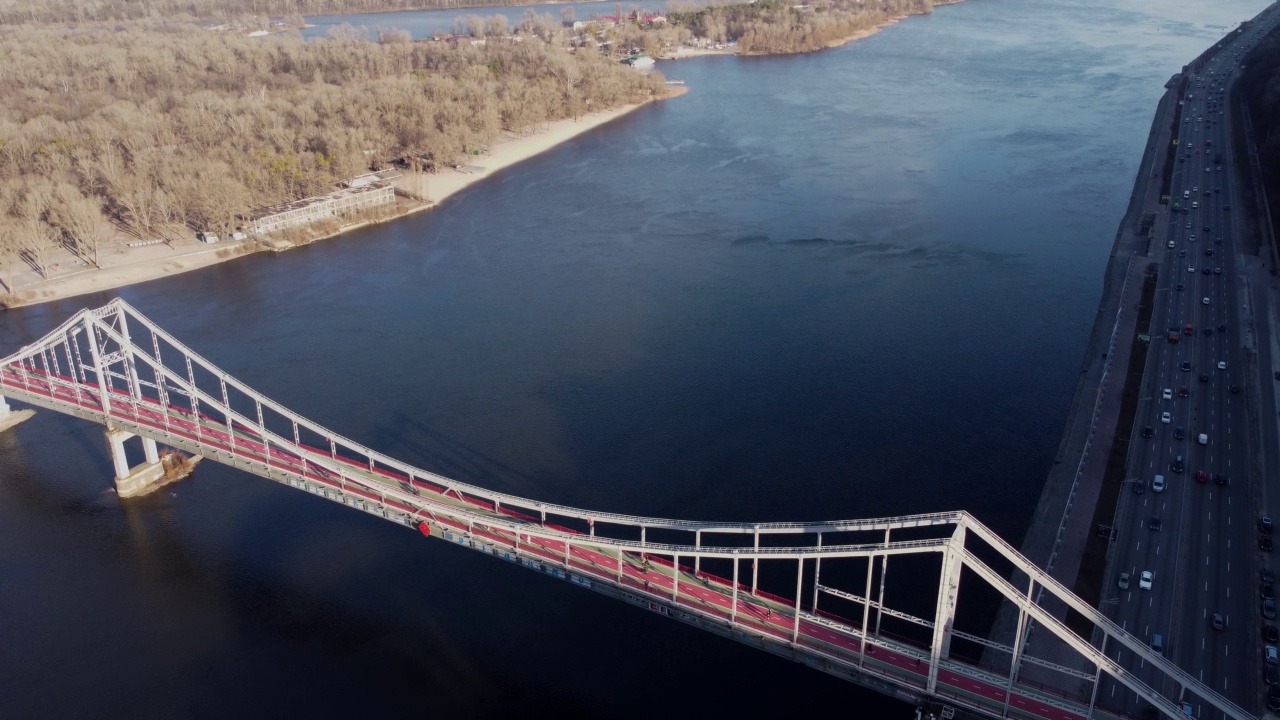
(1100, 9, 1280, 718)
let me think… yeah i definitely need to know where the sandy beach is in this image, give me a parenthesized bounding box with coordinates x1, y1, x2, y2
(0, 94, 679, 310)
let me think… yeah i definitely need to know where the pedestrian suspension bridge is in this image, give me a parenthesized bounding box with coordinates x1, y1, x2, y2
(0, 299, 1256, 720)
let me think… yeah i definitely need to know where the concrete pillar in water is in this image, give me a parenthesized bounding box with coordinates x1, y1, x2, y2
(107, 428, 132, 481)
(108, 428, 166, 498)
(143, 436, 160, 466)
(0, 394, 35, 433)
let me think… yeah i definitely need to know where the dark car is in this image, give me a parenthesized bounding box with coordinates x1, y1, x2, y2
(1200, 373, 1210, 383)
(1206, 249, 1214, 256)
(1214, 267, 1222, 274)
(1211, 613, 1225, 630)
(1150, 516, 1162, 531)
(1174, 426, 1186, 441)
(1202, 267, 1212, 274)
(1220, 323, 1227, 332)
(1264, 569, 1276, 584)
(1133, 479, 1145, 494)
(1172, 455, 1185, 473)
(1264, 516, 1275, 534)
(1269, 665, 1280, 687)
(1264, 583, 1276, 600)
(1265, 536, 1276, 553)
(1270, 686, 1280, 711)
(1267, 597, 1278, 618)
(1196, 470, 1208, 483)
(1204, 327, 1213, 336)
(1179, 387, 1189, 398)
(1176, 283, 1184, 291)
(1216, 474, 1229, 487)
(1141, 425, 1154, 438)
(1181, 361, 1192, 372)
(1266, 624, 1279, 643)
(1231, 385, 1240, 394)
(1204, 225, 1212, 232)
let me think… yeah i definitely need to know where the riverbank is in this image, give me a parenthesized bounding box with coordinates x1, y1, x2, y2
(0, 94, 680, 310)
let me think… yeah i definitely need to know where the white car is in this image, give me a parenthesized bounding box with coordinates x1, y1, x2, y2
(1203, 297, 1211, 305)
(1118, 572, 1130, 590)
(1188, 265, 1196, 273)
(1139, 571, 1153, 590)
(1161, 411, 1172, 424)
(1217, 361, 1227, 370)
(1163, 388, 1173, 400)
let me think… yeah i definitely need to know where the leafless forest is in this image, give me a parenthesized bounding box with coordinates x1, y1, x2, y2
(0, 21, 662, 287)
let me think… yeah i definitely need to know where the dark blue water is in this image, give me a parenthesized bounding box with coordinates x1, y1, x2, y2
(0, 0, 1268, 717)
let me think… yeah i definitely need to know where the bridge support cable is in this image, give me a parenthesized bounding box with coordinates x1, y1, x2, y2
(0, 298, 1261, 720)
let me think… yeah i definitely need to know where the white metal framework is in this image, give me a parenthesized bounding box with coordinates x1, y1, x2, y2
(0, 299, 1255, 720)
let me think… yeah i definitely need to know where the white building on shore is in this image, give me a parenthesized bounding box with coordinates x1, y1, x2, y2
(248, 182, 395, 235)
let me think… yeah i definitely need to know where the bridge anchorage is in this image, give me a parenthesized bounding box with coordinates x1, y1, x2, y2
(0, 298, 1254, 720)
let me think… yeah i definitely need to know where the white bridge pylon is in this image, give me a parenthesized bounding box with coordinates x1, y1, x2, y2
(0, 299, 1253, 720)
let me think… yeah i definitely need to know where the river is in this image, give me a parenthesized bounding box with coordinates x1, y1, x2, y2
(0, 0, 1268, 717)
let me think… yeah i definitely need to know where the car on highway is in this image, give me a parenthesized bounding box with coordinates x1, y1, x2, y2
(1231, 385, 1240, 394)
(1141, 425, 1154, 438)
(1199, 373, 1210, 383)
(1211, 613, 1224, 630)
(1178, 387, 1188, 397)
(1264, 517, 1275, 534)
(1172, 456, 1184, 474)
(1153, 474, 1167, 491)
(1184, 324, 1194, 336)
(1214, 267, 1222, 275)
(1202, 267, 1211, 275)
(1139, 571, 1153, 590)
(1197, 433, 1208, 445)
(1267, 646, 1279, 665)
(1205, 248, 1213, 256)
(1265, 584, 1275, 600)
(1161, 412, 1172, 424)
(1175, 426, 1185, 440)
(1188, 265, 1195, 273)
(1202, 297, 1211, 305)
(1270, 687, 1280, 712)
(1216, 474, 1229, 487)
(1269, 666, 1280, 688)
(1176, 283, 1184, 291)
(1266, 624, 1279, 643)
(1265, 537, 1276, 553)
(1203, 327, 1213, 336)
(1267, 597, 1278, 619)
(1264, 569, 1276, 584)
(1181, 361, 1192, 372)
(1217, 361, 1227, 370)
(1118, 572, 1130, 590)
(1196, 470, 1208, 483)
(1162, 388, 1172, 400)
(1150, 517, 1162, 531)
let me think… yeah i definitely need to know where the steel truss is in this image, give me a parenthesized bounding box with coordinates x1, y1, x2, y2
(0, 299, 1254, 720)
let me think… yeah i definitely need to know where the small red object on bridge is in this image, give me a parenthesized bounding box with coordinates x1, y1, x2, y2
(418, 521, 431, 537)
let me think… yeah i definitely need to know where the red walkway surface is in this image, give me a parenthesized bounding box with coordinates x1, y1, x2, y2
(1, 365, 1090, 720)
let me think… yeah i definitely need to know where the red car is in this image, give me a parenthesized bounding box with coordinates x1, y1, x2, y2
(1184, 324, 1195, 336)
(1196, 470, 1208, 483)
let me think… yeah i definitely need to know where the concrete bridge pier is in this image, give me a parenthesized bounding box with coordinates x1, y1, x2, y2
(0, 393, 35, 434)
(107, 428, 167, 498)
